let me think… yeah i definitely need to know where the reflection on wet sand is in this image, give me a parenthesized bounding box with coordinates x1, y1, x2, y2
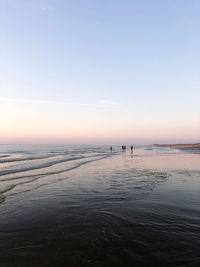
(0, 145, 200, 266)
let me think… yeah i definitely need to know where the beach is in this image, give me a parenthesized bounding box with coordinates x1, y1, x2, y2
(154, 143, 200, 153)
(0, 145, 200, 266)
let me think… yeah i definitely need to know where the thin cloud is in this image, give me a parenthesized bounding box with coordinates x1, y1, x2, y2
(98, 99, 120, 106)
(0, 97, 120, 108)
(32, 2, 54, 12)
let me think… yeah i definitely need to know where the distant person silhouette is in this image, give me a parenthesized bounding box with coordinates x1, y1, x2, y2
(131, 145, 133, 153)
(122, 145, 126, 151)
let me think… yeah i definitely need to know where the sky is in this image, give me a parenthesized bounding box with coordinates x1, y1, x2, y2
(0, 0, 200, 144)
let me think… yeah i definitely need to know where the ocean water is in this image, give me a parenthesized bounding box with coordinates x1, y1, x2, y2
(0, 145, 200, 266)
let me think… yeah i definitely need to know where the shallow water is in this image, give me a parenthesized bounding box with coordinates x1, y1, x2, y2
(0, 145, 200, 266)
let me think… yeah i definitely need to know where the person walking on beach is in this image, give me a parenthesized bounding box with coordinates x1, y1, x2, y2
(131, 145, 133, 153)
(110, 146, 112, 151)
(122, 145, 126, 151)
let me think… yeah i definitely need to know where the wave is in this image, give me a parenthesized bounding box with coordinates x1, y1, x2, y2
(0, 150, 109, 177)
(0, 153, 63, 163)
(0, 155, 10, 158)
(0, 153, 114, 200)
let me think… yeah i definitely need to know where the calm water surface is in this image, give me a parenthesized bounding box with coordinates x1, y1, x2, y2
(0, 145, 200, 266)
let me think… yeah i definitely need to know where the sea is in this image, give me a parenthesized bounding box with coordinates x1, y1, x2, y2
(0, 144, 200, 266)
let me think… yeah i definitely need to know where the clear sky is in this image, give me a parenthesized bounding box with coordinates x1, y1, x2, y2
(0, 0, 200, 144)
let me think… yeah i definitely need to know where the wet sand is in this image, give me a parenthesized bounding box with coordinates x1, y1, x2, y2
(0, 145, 200, 266)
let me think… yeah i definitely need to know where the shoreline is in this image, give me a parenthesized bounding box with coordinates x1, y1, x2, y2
(153, 143, 200, 152)
(153, 143, 200, 148)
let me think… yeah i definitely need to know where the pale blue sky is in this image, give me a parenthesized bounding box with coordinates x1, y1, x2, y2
(0, 0, 200, 144)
